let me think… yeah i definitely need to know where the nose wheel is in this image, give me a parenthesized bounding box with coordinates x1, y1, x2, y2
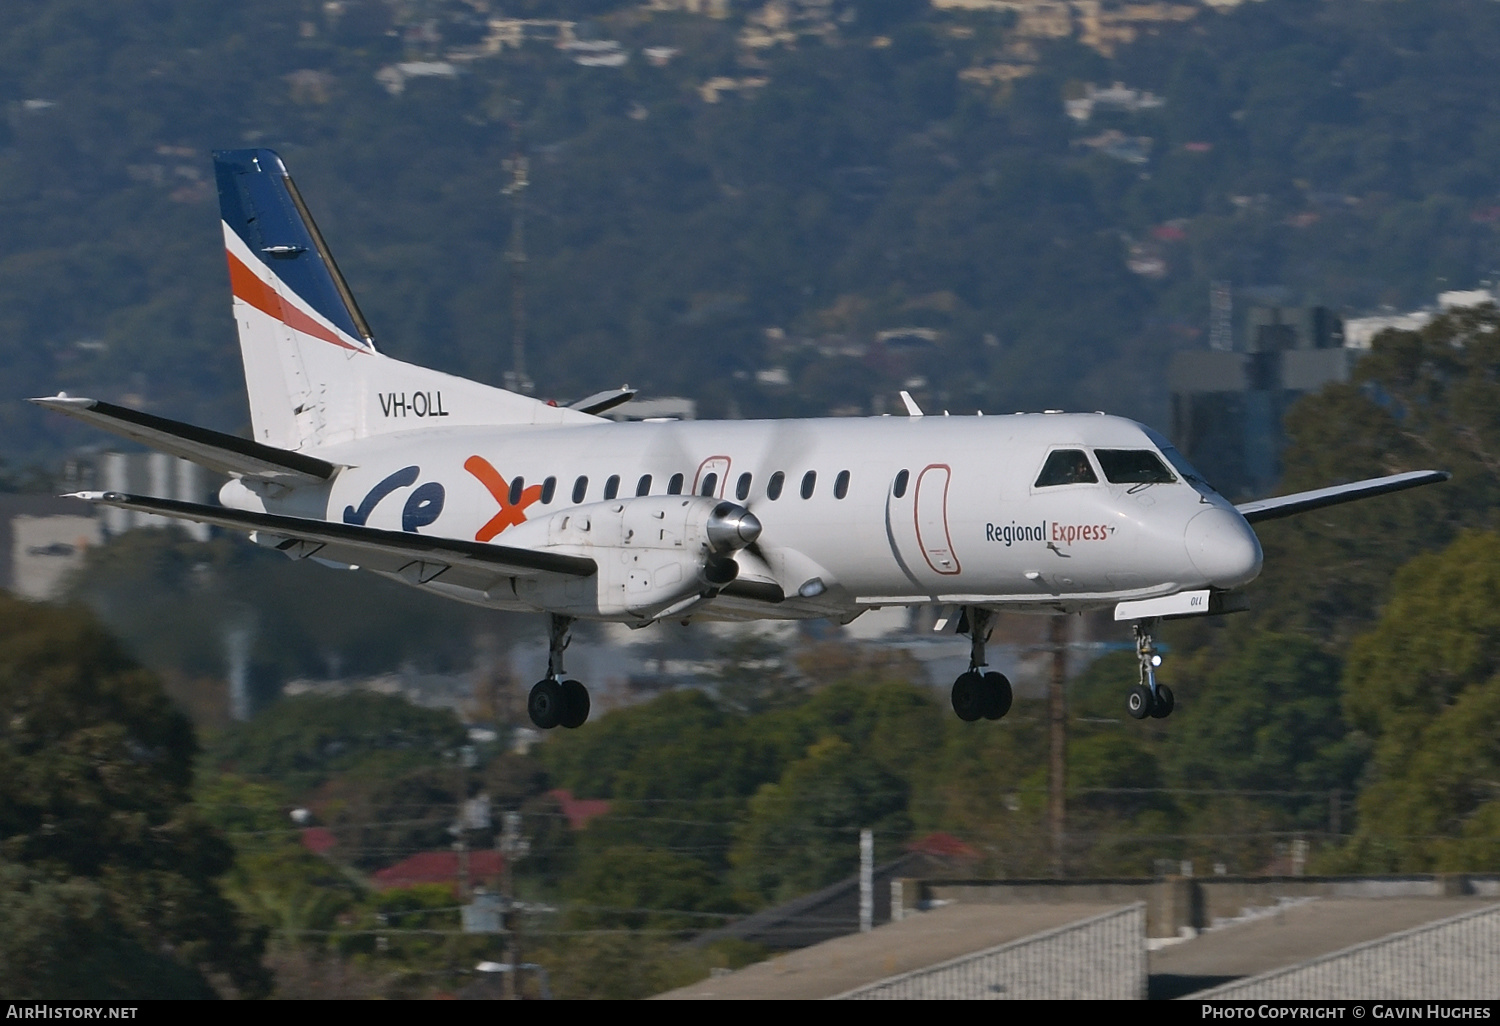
(950, 607, 1013, 722)
(1127, 619, 1174, 720)
(528, 615, 591, 730)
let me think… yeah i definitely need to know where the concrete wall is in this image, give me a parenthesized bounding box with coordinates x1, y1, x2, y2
(915, 875, 1500, 938)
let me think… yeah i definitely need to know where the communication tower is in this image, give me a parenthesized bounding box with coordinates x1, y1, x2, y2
(502, 152, 535, 395)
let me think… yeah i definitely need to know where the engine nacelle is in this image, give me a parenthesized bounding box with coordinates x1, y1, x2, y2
(501, 495, 761, 619)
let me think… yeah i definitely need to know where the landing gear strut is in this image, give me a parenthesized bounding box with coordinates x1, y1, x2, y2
(950, 606, 1013, 723)
(528, 614, 590, 730)
(1127, 618, 1174, 720)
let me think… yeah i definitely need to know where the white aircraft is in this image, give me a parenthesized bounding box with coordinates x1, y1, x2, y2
(38, 150, 1447, 729)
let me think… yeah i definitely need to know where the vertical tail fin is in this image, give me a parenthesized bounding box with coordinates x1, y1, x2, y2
(213, 149, 595, 451)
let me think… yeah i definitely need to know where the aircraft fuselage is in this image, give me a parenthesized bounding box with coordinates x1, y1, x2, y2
(222, 411, 1263, 622)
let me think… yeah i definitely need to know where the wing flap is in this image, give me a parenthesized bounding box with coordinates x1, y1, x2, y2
(33, 395, 336, 485)
(68, 491, 597, 580)
(1235, 470, 1450, 524)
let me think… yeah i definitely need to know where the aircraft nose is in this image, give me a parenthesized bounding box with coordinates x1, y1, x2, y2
(1184, 508, 1263, 589)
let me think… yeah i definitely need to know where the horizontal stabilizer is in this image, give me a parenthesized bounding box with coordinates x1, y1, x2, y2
(33, 395, 336, 485)
(67, 491, 597, 580)
(1235, 470, 1450, 524)
(568, 387, 636, 416)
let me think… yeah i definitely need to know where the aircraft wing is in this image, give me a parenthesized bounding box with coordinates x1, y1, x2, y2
(32, 395, 337, 486)
(1235, 470, 1450, 524)
(68, 491, 597, 584)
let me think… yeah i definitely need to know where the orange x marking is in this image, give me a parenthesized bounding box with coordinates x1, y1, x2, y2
(465, 455, 543, 542)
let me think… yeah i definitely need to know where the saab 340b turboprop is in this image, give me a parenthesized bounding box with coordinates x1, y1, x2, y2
(37, 150, 1448, 729)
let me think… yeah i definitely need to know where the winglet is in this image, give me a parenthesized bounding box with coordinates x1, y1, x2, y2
(899, 390, 924, 417)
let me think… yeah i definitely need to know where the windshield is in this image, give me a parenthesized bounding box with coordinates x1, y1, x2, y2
(1140, 426, 1218, 496)
(1034, 449, 1099, 487)
(1094, 449, 1176, 485)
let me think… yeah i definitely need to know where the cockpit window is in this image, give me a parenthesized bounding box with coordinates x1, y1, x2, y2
(1140, 426, 1218, 495)
(1095, 449, 1176, 485)
(1034, 449, 1098, 487)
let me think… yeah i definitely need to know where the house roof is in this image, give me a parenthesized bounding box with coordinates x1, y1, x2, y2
(548, 788, 610, 830)
(372, 850, 505, 890)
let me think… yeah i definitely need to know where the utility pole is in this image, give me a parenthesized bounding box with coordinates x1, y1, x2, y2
(454, 745, 477, 900)
(500, 810, 528, 1000)
(859, 829, 873, 933)
(502, 148, 534, 396)
(1048, 614, 1068, 877)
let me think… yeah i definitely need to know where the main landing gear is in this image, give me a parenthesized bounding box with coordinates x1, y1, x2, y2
(528, 614, 591, 730)
(1127, 618, 1174, 720)
(950, 606, 1013, 723)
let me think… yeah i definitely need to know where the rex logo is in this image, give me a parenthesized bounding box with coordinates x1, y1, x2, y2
(464, 455, 542, 542)
(342, 466, 445, 532)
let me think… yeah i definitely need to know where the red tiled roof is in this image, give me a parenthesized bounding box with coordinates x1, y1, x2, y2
(907, 831, 979, 859)
(300, 826, 337, 855)
(548, 788, 611, 830)
(372, 850, 505, 890)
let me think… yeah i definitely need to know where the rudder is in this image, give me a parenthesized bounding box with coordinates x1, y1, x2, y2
(214, 149, 596, 451)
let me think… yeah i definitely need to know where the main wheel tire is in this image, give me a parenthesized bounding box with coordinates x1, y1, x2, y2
(951, 672, 985, 722)
(528, 679, 564, 730)
(981, 671, 1013, 720)
(1126, 684, 1154, 720)
(559, 679, 590, 729)
(1149, 683, 1175, 719)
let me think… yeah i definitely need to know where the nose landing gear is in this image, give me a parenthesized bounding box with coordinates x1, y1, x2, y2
(528, 614, 591, 730)
(950, 606, 1013, 723)
(1127, 618, 1174, 720)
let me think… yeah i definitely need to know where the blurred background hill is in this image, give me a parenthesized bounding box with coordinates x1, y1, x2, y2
(3, 0, 1500, 466)
(6, 0, 1500, 998)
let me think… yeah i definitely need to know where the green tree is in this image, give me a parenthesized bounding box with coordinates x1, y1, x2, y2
(1262, 304, 1500, 642)
(205, 691, 468, 794)
(0, 594, 269, 997)
(731, 734, 911, 903)
(1334, 531, 1500, 871)
(1169, 634, 1361, 810)
(195, 774, 360, 941)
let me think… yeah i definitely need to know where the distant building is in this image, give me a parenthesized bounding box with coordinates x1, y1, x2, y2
(97, 451, 212, 541)
(1065, 81, 1165, 122)
(1343, 288, 1493, 350)
(0, 495, 101, 601)
(374, 61, 459, 96)
(1169, 304, 1349, 499)
(602, 396, 697, 422)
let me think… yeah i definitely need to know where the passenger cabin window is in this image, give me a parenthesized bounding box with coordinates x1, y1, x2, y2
(893, 469, 909, 498)
(668, 473, 684, 495)
(541, 476, 557, 504)
(834, 470, 850, 499)
(572, 476, 588, 503)
(508, 476, 525, 506)
(736, 472, 752, 501)
(1094, 450, 1176, 485)
(636, 474, 651, 496)
(1034, 450, 1098, 487)
(767, 471, 785, 500)
(700, 472, 718, 497)
(604, 475, 620, 500)
(801, 470, 817, 499)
